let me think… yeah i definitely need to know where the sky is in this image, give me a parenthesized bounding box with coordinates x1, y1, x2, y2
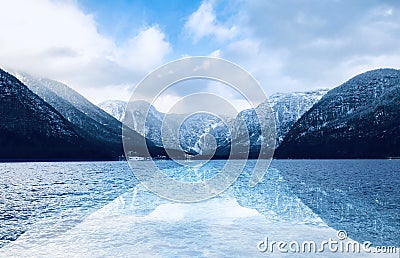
(0, 0, 399, 112)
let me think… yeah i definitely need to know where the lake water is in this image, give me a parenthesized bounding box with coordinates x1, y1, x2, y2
(0, 160, 398, 257)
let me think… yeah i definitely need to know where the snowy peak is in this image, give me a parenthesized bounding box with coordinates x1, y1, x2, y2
(98, 100, 127, 121)
(14, 72, 122, 133)
(269, 89, 329, 145)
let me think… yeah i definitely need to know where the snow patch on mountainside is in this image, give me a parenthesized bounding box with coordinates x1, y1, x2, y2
(98, 100, 127, 121)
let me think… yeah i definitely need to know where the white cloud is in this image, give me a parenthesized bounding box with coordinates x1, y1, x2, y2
(209, 49, 221, 58)
(116, 26, 171, 72)
(84, 84, 134, 105)
(0, 0, 111, 73)
(200, 0, 400, 96)
(0, 0, 171, 103)
(152, 94, 182, 114)
(219, 38, 301, 95)
(184, 1, 237, 42)
(370, 6, 394, 17)
(2, 0, 399, 106)
(150, 78, 255, 116)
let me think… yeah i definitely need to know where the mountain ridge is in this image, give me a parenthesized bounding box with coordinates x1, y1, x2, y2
(276, 68, 400, 159)
(0, 69, 103, 160)
(14, 72, 124, 156)
(4, 67, 398, 160)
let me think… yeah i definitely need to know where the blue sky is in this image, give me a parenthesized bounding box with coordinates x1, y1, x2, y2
(76, 0, 239, 57)
(78, 0, 200, 46)
(0, 0, 399, 111)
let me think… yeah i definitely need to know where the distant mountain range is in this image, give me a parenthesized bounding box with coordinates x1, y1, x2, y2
(119, 100, 234, 157)
(1, 67, 398, 160)
(98, 89, 328, 154)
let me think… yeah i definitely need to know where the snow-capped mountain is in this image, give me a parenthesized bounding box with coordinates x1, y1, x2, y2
(226, 101, 277, 158)
(14, 72, 122, 136)
(98, 100, 127, 121)
(13, 72, 124, 155)
(0, 69, 94, 160)
(269, 89, 329, 145)
(120, 99, 276, 158)
(99, 100, 172, 149)
(122, 100, 232, 155)
(276, 68, 400, 158)
(7, 71, 166, 160)
(176, 113, 231, 155)
(99, 88, 329, 155)
(124, 100, 168, 148)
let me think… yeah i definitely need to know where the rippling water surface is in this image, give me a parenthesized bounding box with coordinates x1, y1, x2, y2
(0, 160, 398, 256)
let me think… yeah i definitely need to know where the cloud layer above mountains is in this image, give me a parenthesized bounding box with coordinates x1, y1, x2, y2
(0, 0, 399, 108)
